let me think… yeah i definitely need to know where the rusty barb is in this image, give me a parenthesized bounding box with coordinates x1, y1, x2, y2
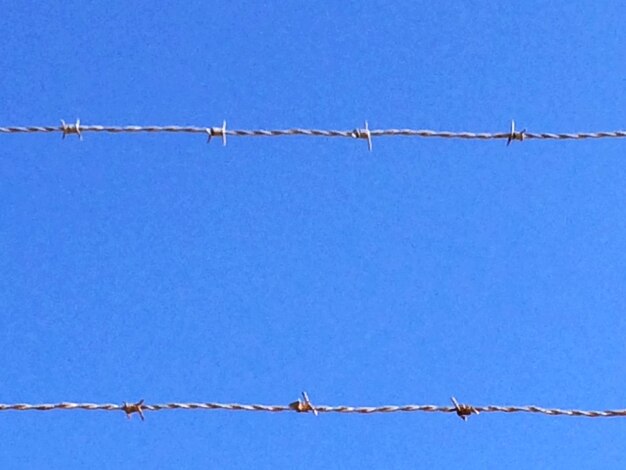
(289, 392, 318, 416)
(122, 399, 145, 421)
(61, 119, 82, 140)
(352, 120, 373, 151)
(507, 120, 526, 145)
(450, 396, 479, 421)
(206, 120, 227, 146)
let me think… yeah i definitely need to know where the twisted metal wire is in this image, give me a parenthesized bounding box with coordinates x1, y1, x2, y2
(2, 400, 626, 419)
(2, 122, 626, 143)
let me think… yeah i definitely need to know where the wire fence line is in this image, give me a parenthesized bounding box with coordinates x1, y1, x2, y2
(2, 395, 626, 421)
(2, 120, 626, 150)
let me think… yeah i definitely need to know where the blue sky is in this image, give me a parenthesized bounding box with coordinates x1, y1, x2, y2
(1, 1, 626, 468)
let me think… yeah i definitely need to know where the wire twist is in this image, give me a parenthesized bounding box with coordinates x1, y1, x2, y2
(2, 399, 626, 420)
(2, 123, 626, 145)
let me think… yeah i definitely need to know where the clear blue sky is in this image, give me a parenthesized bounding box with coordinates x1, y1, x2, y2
(1, 1, 626, 468)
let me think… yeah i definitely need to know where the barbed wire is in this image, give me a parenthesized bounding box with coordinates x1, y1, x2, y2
(1, 394, 625, 421)
(2, 120, 626, 150)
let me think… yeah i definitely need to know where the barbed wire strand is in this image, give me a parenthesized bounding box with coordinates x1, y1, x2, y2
(2, 395, 626, 420)
(2, 120, 626, 150)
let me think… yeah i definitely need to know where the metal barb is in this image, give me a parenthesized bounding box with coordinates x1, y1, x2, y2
(451, 396, 478, 421)
(122, 399, 145, 421)
(352, 121, 373, 151)
(289, 392, 318, 416)
(61, 119, 82, 140)
(207, 120, 227, 146)
(507, 120, 525, 146)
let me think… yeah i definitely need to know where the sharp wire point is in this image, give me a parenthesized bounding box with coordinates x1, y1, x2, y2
(507, 119, 524, 146)
(61, 118, 82, 140)
(207, 121, 227, 146)
(352, 120, 373, 151)
(451, 396, 478, 421)
(122, 399, 145, 421)
(289, 391, 317, 416)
